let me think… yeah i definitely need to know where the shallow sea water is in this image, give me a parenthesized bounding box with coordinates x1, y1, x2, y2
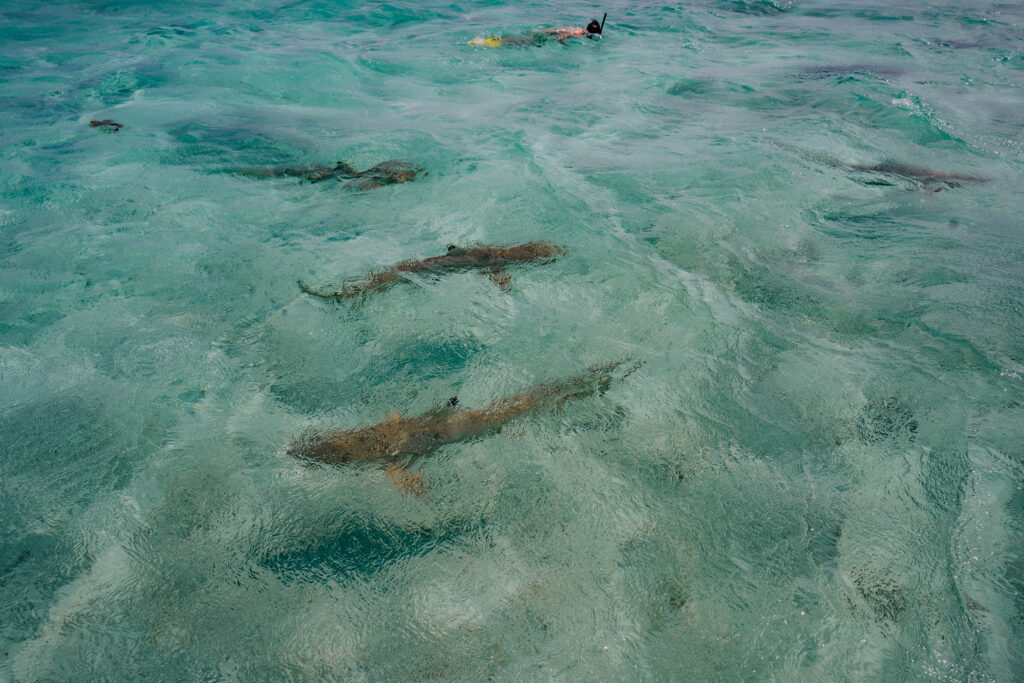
(2, 0, 1023, 679)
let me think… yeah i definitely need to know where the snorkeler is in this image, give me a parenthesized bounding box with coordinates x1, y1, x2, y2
(544, 18, 604, 41)
(468, 14, 605, 47)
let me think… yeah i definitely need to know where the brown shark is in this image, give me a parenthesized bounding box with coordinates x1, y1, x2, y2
(232, 159, 424, 189)
(299, 242, 566, 300)
(288, 360, 633, 491)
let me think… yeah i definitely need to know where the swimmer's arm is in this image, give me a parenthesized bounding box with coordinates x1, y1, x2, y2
(548, 26, 585, 41)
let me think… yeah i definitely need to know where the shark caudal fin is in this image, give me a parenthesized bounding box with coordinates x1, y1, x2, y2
(298, 280, 347, 301)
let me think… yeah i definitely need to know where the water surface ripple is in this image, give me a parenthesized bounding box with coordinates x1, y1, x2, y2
(1, 0, 1023, 679)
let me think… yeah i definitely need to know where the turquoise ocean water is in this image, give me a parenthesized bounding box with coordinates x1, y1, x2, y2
(2, 0, 1023, 678)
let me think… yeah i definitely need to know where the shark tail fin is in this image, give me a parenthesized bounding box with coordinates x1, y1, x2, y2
(298, 280, 347, 301)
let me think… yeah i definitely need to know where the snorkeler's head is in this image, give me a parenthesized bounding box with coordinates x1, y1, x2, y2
(586, 19, 602, 35)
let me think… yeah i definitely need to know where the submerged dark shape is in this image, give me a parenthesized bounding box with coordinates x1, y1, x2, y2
(774, 142, 990, 191)
(849, 568, 908, 621)
(89, 119, 123, 132)
(857, 396, 918, 443)
(666, 79, 715, 96)
(800, 64, 903, 79)
(783, 145, 989, 191)
(845, 160, 989, 191)
(288, 360, 633, 490)
(299, 242, 566, 300)
(232, 159, 424, 189)
(720, 0, 797, 16)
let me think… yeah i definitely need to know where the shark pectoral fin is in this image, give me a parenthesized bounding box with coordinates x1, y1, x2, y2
(382, 411, 405, 426)
(349, 178, 381, 191)
(385, 464, 425, 496)
(486, 267, 512, 290)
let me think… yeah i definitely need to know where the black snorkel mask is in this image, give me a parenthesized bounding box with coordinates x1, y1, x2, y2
(585, 13, 606, 39)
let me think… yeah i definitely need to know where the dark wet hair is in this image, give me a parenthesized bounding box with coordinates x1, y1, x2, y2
(586, 19, 602, 34)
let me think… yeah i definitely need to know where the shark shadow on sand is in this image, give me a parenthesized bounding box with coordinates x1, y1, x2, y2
(298, 242, 566, 300)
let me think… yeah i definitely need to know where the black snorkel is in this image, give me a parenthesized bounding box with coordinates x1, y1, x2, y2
(586, 13, 606, 39)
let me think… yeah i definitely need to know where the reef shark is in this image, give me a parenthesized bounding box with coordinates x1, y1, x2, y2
(840, 160, 989, 191)
(232, 159, 424, 190)
(298, 242, 566, 300)
(288, 360, 634, 491)
(774, 142, 989, 192)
